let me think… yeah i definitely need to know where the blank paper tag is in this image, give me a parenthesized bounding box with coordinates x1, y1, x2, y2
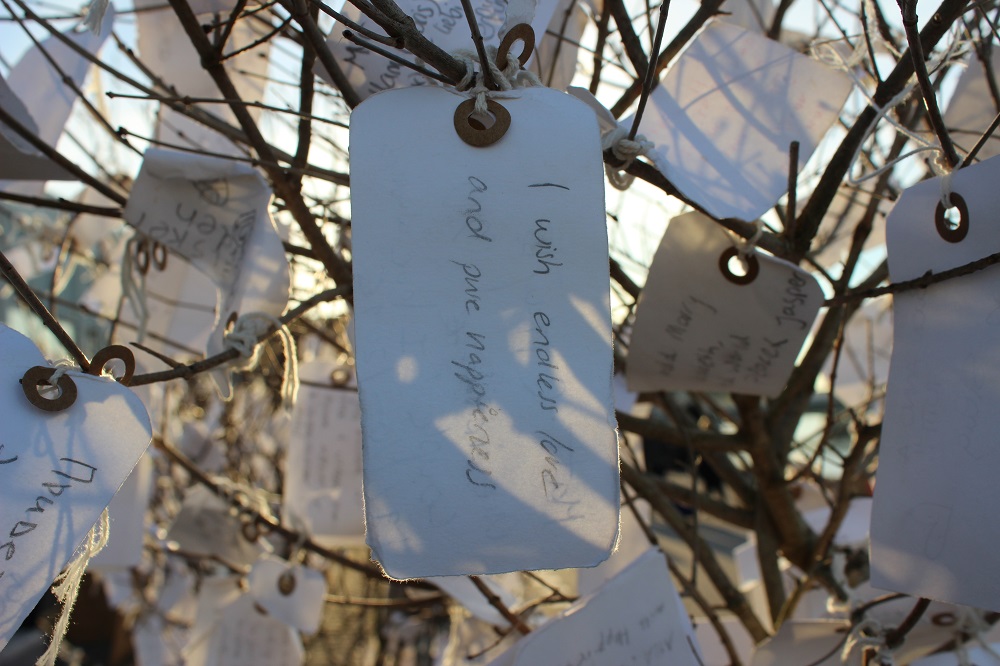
(185, 578, 304, 666)
(627, 212, 824, 396)
(326, 0, 561, 101)
(871, 156, 1000, 611)
(123, 149, 290, 393)
(633, 20, 851, 221)
(0, 75, 73, 181)
(351, 85, 619, 578)
(492, 549, 703, 666)
(248, 555, 327, 635)
(0, 325, 152, 652)
(282, 361, 364, 546)
(752, 621, 859, 666)
(166, 485, 263, 568)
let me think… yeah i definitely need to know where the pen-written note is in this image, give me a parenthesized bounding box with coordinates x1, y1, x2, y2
(351, 85, 619, 579)
(491, 549, 704, 666)
(0, 325, 152, 652)
(627, 212, 823, 397)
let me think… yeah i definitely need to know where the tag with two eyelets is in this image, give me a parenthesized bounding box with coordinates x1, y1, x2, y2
(626, 211, 824, 396)
(0, 325, 152, 652)
(350, 84, 620, 578)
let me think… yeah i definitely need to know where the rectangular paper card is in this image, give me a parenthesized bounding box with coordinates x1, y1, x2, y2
(626, 211, 824, 396)
(633, 20, 851, 221)
(0, 325, 152, 651)
(870, 156, 1000, 611)
(326, 0, 561, 101)
(491, 549, 704, 666)
(283, 361, 365, 546)
(351, 85, 620, 578)
(0, 75, 74, 181)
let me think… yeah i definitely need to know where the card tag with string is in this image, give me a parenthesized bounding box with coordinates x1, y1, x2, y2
(0, 324, 152, 652)
(325, 0, 561, 101)
(626, 211, 824, 396)
(122, 148, 290, 396)
(248, 555, 327, 635)
(630, 20, 851, 221)
(351, 84, 619, 579)
(871, 156, 1000, 611)
(184, 577, 305, 666)
(282, 361, 365, 546)
(490, 549, 703, 666)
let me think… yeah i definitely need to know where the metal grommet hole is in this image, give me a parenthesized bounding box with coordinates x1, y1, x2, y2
(278, 570, 296, 596)
(21, 366, 78, 412)
(496, 23, 535, 68)
(152, 241, 168, 271)
(224, 311, 239, 335)
(935, 192, 969, 243)
(718, 247, 760, 285)
(241, 520, 261, 543)
(454, 98, 511, 148)
(134, 238, 151, 275)
(89, 344, 136, 386)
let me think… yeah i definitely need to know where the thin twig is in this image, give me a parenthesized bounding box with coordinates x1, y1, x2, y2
(342, 30, 453, 83)
(627, 0, 670, 141)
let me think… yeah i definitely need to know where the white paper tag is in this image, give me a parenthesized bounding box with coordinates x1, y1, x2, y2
(0, 325, 152, 652)
(626, 211, 824, 396)
(751, 621, 859, 665)
(943, 50, 1000, 162)
(870, 156, 1000, 611)
(248, 555, 327, 635)
(0, 74, 73, 181)
(351, 85, 619, 578)
(325, 0, 561, 101)
(633, 20, 851, 221)
(165, 485, 264, 567)
(122, 149, 290, 395)
(185, 577, 305, 666)
(493, 549, 703, 666)
(282, 361, 365, 546)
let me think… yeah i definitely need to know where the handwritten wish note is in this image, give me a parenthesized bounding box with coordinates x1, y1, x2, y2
(282, 361, 364, 546)
(871, 156, 1000, 611)
(626, 212, 824, 396)
(0, 74, 73, 181)
(0, 325, 152, 653)
(492, 549, 703, 666)
(123, 149, 290, 395)
(325, 0, 561, 101)
(632, 20, 851, 221)
(351, 85, 619, 578)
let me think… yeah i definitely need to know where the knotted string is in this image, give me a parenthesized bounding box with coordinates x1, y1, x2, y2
(223, 313, 299, 409)
(842, 617, 895, 665)
(601, 126, 654, 190)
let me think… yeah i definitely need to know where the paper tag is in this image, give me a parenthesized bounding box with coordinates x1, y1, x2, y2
(494, 549, 703, 666)
(123, 149, 290, 395)
(870, 156, 1000, 611)
(351, 85, 619, 578)
(282, 361, 365, 546)
(626, 211, 824, 396)
(820, 299, 892, 411)
(633, 20, 851, 221)
(943, 50, 1000, 162)
(90, 451, 154, 569)
(0, 325, 152, 652)
(185, 578, 305, 666)
(751, 621, 859, 665)
(248, 555, 327, 634)
(165, 485, 264, 567)
(325, 0, 561, 101)
(0, 74, 73, 181)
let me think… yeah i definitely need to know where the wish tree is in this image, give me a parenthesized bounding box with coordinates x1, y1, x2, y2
(0, 0, 998, 662)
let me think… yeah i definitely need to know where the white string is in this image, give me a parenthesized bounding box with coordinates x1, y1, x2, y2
(36, 509, 110, 666)
(601, 126, 654, 190)
(737, 219, 765, 262)
(842, 617, 895, 664)
(223, 313, 299, 409)
(452, 46, 542, 118)
(120, 237, 149, 344)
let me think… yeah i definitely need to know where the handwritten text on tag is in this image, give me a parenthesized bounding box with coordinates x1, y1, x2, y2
(627, 212, 824, 396)
(0, 325, 152, 652)
(351, 85, 619, 578)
